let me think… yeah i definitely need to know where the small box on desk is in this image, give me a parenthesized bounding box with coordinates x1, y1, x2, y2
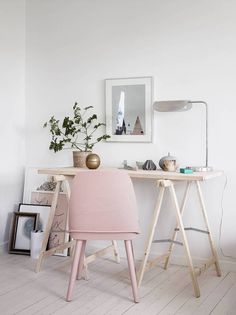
(180, 168, 194, 174)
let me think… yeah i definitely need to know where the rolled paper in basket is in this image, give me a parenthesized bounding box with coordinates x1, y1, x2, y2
(30, 230, 44, 259)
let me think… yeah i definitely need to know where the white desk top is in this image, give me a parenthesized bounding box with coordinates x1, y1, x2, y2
(38, 167, 223, 182)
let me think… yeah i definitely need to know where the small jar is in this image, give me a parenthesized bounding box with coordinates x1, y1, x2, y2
(86, 153, 101, 169)
(159, 153, 178, 172)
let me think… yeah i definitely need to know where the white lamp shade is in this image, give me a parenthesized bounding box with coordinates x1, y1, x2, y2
(153, 100, 192, 112)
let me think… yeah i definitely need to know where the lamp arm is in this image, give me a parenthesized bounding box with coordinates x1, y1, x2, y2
(189, 101, 208, 167)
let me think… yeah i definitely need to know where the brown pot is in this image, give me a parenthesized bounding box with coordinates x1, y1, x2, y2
(73, 151, 92, 168)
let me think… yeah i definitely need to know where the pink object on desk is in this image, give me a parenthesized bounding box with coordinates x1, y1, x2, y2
(67, 169, 140, 303)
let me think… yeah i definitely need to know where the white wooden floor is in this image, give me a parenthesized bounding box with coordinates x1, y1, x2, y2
(0, 252, 236, 315)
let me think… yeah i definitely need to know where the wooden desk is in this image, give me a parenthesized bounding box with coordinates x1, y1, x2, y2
(38, 167, 222, 180)
(37, 167, 223, 297)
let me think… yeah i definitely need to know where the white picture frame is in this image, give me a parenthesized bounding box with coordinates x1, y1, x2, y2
(105, 76, 153, 142)
(18, 203, 51, 236)
(23, 167, 55, 203)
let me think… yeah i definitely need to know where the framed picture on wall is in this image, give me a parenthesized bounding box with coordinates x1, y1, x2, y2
(105, 76, 153, 142)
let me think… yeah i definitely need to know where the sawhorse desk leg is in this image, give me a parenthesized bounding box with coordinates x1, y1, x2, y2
(138, 179, 221, 298)
(196, 181, 221, 277)
(169, 182, 200, 297)
(164, 181, 221, 278)
(138, 179, 200, 297)
(137, 180, 165, 287)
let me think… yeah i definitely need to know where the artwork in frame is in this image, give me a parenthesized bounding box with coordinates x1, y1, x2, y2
(9, 212, 39, 255)
(23, 167, 69, 256)
(18, 203, 51, 236)
(30, 192, 69, 256)
(23, 167, 58, 203)
(105, 77, 153, 142)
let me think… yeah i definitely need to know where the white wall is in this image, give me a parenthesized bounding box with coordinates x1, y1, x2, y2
(0, 0, 26, 247)
(25, 0, 236, 267)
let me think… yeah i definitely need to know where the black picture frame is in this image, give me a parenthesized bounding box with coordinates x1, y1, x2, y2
(9, 212, 39, 255)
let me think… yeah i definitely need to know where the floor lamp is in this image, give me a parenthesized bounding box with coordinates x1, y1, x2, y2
(153, 100, 212, 172)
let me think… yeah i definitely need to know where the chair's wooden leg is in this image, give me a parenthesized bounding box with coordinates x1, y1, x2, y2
(196, 181, 222, 277)
(125, 240, 140, 303)
(112, 240, 120, 263)
(66, 240, 83, 302)
(35, 180, 61, 273)
(137, 185, 165, 287)
(164, 182, 192, 270)
(77, 240, 87, 280)
(169, 184, 200, 298)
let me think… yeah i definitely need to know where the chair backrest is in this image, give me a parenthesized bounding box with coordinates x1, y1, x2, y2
(69, 169, 140, 234)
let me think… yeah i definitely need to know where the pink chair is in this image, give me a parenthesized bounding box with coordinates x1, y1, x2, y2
(66, 169, 140, 303)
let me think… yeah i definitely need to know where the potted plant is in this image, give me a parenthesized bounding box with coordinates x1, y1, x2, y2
(43, 102, 110, 167)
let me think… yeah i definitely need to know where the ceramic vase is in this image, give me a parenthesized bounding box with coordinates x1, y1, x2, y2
(73, 151, 91, 168)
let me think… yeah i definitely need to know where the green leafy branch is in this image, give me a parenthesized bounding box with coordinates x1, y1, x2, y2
(44, 102, 110, 152)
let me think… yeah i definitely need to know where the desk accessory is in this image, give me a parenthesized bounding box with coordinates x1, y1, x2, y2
(122, 160, 135, 170)
(86, 153, 100, 169)
(142, 160, 157, 170)
(136, 161, 144, 169)
(153, 100, 212, 172)
(180, 168, 194, 174)
(159, 153, 177, 172)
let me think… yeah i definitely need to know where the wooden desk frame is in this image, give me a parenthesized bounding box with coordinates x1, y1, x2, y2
(36, 168, 222, 297)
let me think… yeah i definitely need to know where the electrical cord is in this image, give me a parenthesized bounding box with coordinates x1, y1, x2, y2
(218, 174, 236, 260)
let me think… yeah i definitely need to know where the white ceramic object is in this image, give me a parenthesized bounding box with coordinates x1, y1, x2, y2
(159, 153, 178, 172)
(31, 230, 44, 259)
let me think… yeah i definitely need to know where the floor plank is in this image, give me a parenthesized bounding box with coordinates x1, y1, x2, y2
(158, 270, 224, 315)
(193, 272, 236, 315)
(210, 280, 236, 315)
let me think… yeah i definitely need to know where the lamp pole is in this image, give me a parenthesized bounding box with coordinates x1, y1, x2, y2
(189, 101, 211, 171)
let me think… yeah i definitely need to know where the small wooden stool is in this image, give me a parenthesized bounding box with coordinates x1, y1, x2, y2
(137, 179, 221, 298)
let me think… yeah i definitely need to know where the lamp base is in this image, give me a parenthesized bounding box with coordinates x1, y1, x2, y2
(187, 166, 213, 172)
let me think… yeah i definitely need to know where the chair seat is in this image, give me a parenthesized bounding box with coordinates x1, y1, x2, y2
(70, 231, 138, 240)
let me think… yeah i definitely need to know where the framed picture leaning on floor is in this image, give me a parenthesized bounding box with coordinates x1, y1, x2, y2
(9, 211, 39, 255)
